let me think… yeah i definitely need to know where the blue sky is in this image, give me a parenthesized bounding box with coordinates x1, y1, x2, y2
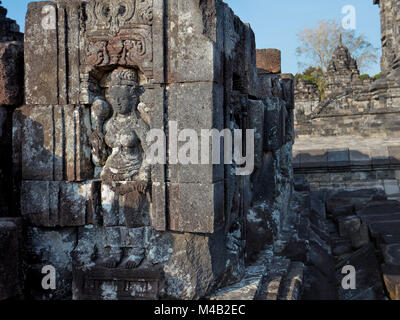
(3, 0, 382, 75)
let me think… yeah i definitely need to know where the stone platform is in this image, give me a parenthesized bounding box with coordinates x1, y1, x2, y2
(293, 136, 400, 197)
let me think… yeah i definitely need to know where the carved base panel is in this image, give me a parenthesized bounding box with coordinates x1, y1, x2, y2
(73, 267, 163, 300)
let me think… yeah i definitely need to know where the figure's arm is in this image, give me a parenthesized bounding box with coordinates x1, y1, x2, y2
(90, 98, 112, 167)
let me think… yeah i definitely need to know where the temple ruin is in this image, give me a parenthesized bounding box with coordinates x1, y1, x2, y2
(0, 0, 301, 300)
(0, 0, 400, 301)
(293, 0, 400, 300)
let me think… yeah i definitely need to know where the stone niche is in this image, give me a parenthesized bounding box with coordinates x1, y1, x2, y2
(14, 0, 295, 300)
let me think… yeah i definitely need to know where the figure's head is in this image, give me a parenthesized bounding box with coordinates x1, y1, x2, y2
(109, 68, 139, 115)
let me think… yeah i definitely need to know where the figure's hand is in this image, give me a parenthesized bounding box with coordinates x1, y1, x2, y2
(136, 180, 149, 193)
(137, 102, 151, 125)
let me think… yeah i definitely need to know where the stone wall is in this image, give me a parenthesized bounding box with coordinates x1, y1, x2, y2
(0, 1, 24, 300)
(6, 0, 296, 300)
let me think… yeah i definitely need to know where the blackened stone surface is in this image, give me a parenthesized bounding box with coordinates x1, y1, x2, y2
(0, 41, 23, 105)
(26, 227, 76, 300)
(0, 218, 23, 300)
(336, 244, 385, 300)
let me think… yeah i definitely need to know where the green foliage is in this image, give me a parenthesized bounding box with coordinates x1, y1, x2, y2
(358, 73, 381, 81)
(296, 66, 326, 100)
(359, 74, 371, 81)
(373, 72, 382, 80)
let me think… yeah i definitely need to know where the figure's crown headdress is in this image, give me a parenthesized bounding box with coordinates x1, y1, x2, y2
(110, 68, 138, 87)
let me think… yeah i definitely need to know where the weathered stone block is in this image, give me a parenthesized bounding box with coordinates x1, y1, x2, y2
(264, 98, 286, 151)
(370, 146, 390, 166)
(336, 243, 384, 300)
(248, 99, 265, 169)
(64, 105, 93, 182)
(168, 82, 224, 184)
(25, 2, 58, 105)
(25, 1, 81, 105)
(169, 182, 224, 234)
(338, 215, 361, 238)
(256, 49, 281, 74)
(0, 218, 22, 300)
(17, 105, 61, 181)
(21, 180, 93, 227)
(151, 182, 167, 231)
(382, 244, 400, 266)
(0, 41, 23, 105)
(327, 149, 350, 167)
(300, 149, 328, 168)
(384, 179, 400, 196)
(0, 106, 7, 141)
(389, 146, 400, 164)
(167, 0, 223, 84)
(350, 148, 371, 166)
(292, 151, 301, 169)
(351, 222, 370, 249)
(14, 105, 93, 182)
(27, 227, 76, 299)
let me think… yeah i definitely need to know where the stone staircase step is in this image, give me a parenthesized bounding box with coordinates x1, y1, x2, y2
(360, 213, 400, 225)
(256, 257, 291, 300)
(381, 264, 400, 300)
(210, 265, 265, 300)
(382, 235, 400, 244)
(278, 261, 305, 300)
(368, 221, 400, 239)
(336, 244, 385, 300)
(356, 200, 400, 217)
(209, 248, 274, 301)
(381, 244, 400, 266)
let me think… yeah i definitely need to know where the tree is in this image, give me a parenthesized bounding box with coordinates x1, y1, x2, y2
(295, 66, 326, 100)
(296, 20, 379, 74)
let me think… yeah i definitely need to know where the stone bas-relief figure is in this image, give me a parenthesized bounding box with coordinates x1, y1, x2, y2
(91, 67, 150, 184)
(85, 67, 151, 269)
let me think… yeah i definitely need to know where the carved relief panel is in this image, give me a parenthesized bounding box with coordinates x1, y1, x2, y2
(81, 0, 154, 88)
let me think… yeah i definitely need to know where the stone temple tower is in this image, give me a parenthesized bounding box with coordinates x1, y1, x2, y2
(325, 37, 360, 96)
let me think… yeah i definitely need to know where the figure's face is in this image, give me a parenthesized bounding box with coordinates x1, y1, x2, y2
(109, 85, 138, 115)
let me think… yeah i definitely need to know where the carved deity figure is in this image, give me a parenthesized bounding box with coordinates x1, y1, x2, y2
(86, 67, 151, 269)
(91, 67, 150, 185)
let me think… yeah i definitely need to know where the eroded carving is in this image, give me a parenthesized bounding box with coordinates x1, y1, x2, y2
(85, 0, 153, 35)
(86, 35, 149, 68)
(87, 0, 136, 34)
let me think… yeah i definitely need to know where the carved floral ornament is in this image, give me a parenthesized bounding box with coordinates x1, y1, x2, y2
(87, 36, 147, 67)
(85, 0, 153, 34)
